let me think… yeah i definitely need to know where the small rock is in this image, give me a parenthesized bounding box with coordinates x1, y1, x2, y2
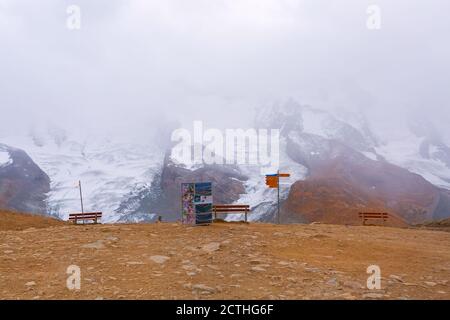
(251, 266, 266, 272)
(424, 281, 437, 287)
(287, 277, 297, 283)
(3, 250, 13, 254)
(206, 264, 220, 270)
(343, 280, 363, 290)
(362, 292, 385, 299)
(389, 275, 403, 283)
(149, 255, 170, 264)
(201, 242, 221, 253)
(183, 283, 192, 289)
(326, 278, 338, 286)
(81, 240, 105, 249)
(340, 293, 357, 300)
(25, 281, 36, 287)
(192, 284, 216, 294)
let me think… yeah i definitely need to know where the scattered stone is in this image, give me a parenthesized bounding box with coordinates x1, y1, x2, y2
(389, 275, 403, 283)
(81, 240, 105, 249)
(149, 255, 170, 264)
(340, 293, 357, 300)
(287, 277, 297, 283)
(305, 267, 320, 273)
(343, 280, 363, 290)
(126, 261, 145, 265)
(272, 232, 283, 237)
(25, 281, 36, 287)
(251, 266, 266, 272)
(326, 278, 338, 286)
(362, 292, 385, 299)
(192, 284, 217, 294)
(424, 281, 437, 287)
(201, 242, 221, 253)
(206, 264, 220, 270)
(4, 250, 13, 254)
(183, 283, 192, 289)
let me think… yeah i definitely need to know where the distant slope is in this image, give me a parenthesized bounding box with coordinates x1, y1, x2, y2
(0, 143, 50, 214)
(416, 218, 450, 232)
(0, 209, 64, 231)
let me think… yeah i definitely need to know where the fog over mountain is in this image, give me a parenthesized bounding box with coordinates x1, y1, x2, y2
(1, 0, 449, 139)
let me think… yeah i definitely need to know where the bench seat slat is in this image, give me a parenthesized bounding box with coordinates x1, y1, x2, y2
(213, 205, 249, 209)
(213, 209, 250, 213)
(69, 216, 100, 220)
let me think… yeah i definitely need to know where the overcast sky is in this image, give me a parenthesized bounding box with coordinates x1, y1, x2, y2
(0, 0, 449, 141)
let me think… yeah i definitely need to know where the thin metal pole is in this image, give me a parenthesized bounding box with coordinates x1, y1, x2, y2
(277, 170, 280, 224)
(79, 180, 84, 214)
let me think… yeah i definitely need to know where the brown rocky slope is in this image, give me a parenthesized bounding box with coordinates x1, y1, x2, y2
(283, 132, 450, 225)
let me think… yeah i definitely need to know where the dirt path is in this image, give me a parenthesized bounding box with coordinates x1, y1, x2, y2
(1, 221, 449, 300)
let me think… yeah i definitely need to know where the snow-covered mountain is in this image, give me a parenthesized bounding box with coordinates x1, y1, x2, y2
(2, 99, 450, 224)
(1, 128, 164, 222)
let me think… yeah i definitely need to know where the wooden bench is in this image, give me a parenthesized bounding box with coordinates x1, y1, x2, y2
(213, 205, 250, 222)
(358, 212, 389, 226)
(69, 212, 102, 224)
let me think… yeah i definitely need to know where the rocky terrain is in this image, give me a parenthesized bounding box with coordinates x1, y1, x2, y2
(0, 144, 50, 214)
(0, 211, 449, 300)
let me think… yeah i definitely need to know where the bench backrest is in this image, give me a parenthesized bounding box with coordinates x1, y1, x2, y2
(358, 212, 389, 219)
(213, 205, 250, 212)
(69, 212, 102, 220)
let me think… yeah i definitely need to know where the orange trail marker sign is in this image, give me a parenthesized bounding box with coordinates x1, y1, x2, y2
(265, 172, 290, 224)
(265, 175, 278, 188)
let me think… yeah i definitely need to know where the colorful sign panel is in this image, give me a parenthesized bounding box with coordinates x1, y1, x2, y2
(181, 182, 213, 225)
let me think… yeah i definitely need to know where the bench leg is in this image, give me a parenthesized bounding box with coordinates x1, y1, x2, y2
(245, 210, 247, 223)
